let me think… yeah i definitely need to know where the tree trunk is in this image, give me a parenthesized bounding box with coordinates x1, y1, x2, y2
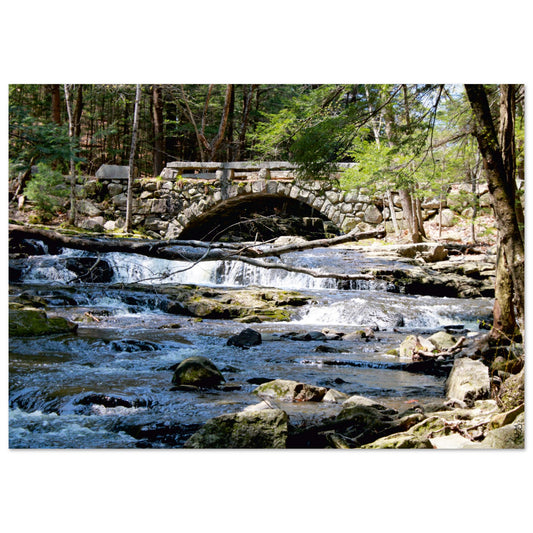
(386, 190, 400, 235)
(50, 84, 62, 125)
(226, 85, 235, 160)
(151, 84, 165, 176)
(180, 85, 206, 162)
(201, 84, 234, 161)
(236, 84, 258, 159)
(383, 94, 423, 243)
(74, 85, 84, 139)
(63, 84, 77, 226)
(125, 84, 142, 233)
(465, 84, 524, 335)
(399, 189, 421, 243)
(491, 244, 516, 341)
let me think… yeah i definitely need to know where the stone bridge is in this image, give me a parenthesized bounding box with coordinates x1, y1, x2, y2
(81, 161, 391, 240)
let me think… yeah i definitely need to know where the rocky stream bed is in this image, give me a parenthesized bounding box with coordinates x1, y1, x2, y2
(8, 235, 525, 448)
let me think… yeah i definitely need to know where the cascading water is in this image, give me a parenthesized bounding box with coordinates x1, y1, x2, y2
(9, 244, 493, 448)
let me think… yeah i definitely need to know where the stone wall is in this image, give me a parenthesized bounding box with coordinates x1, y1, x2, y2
(73, 162, 492, 238)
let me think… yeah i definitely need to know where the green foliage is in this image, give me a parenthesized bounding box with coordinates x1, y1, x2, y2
(253, 85, 360, 178)
(24, 163, 69, 221)
(9, 104, 73, 176)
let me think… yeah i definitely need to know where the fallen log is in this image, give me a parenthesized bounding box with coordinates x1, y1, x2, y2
(8, 223, 384, 282)
(412, 336, 467, 361)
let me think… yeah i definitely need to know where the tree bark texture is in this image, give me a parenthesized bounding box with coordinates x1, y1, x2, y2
(465, 84, 524, 334)
(63, 84, 77, 226)
(50, 84, 62, 125)
(151, 85, 165, 176)
(125, 84, 142, 233)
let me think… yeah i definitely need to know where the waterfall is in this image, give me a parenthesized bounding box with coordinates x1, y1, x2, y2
(18, 249, 336, 290)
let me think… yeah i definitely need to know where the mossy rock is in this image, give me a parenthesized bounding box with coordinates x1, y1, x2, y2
(165, 285, 310, 322)
(491, 355, 524, 375)
(408, 415, 451, 439)
(184, 409, 289, 448)
(171, 356, 225, 388)
(362, 433, 433, 449)
(479, 412, 525, 449)
(427, 331, 456, 350)
(497, 369, 525, 411)
(399, 335, 419, 359)
(9, 305, 78, 337)
(253, 379, 327, 402)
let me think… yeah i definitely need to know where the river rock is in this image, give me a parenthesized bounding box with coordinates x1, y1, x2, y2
(362, 433, 433, 449)
(491, 355, 524, 376)
(333, 395, 399, 445)
(399, 335, 435, 359)
(340, 395, 398, 415)
(64, 257, 114, 283)
(9, 304, 78, 337)
(75, 393, 138, 409)
(291, 331, 327, 342)
(445, 357, 490, 407)
(171, 356, 225, 388)
(227, 328, 262, 349)
(489, 403, 524, 430)
(427, 331, 456, 350)
(479, 412, 525, 448)
(253, 379, 327, 402)
(184, 408, 289, 448)
(314, 344, 348, 353)
(322, 388, 349, 403)
(109, 339, 160, 352)
(164, 285, 309, 323)
(497, 369, 525, 411)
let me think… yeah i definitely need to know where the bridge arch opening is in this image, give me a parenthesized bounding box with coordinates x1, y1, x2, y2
(178, 194, 341, 242)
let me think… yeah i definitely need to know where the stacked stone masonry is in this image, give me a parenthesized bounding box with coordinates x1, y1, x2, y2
(76, 162, 489, 238)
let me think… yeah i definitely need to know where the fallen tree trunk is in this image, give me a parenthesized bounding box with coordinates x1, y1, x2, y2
(9, 224, 384, 282)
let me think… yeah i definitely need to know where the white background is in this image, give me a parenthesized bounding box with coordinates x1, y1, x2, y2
(1, 1, 531, 531)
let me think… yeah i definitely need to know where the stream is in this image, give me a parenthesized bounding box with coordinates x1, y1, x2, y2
(9, 245, 493, 448)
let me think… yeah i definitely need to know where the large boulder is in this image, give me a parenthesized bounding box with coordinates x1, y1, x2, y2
(64, 257, 114, 283)
(479, 413, 525, 449)
(9, 304, 78, 337)
(497, 369, 525, 411)
(332, 395, 399, 445)
(440, 208, 456, 227)
(253, 379, 327, 402)
(227, 328, 262, 349)
(427, 331, 456, 351)
(171, 356, 225, 388)
(184, 408, 289, 448)
(446, 357, 490, 407)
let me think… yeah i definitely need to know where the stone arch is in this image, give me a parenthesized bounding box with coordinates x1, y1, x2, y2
(173, 180, 347, 241)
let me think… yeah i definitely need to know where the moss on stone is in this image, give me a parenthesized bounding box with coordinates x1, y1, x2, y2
(172, 356, 225, 388)
(9, 305, 78, 337)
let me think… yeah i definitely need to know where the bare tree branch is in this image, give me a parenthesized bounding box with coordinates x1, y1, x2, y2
(9, 224, 384, 282)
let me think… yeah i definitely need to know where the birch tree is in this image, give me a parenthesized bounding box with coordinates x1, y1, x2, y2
(63, 84, 77, 225)
(125, 84, 142, 233)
